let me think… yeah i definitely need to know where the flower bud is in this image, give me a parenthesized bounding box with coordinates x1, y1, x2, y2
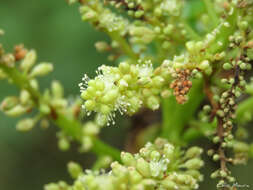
(52, 81, 64, 98)
(80, 136, 93, 152)
(29, 63, 53, 77)
(20, 50, 37, 72)
(136, 158, 151, 177)
(83, 122, 99, 136)
(146, 96, 160, 110)
(121, 152, 136, 166)
(129, 167, 143, 184)
(5, 105, 27, 117)
(58, 138, 70, 151)
(67, 161, 83, 179)
(183, 158, 204, 170)
(20, 90, 30, 105)
(16, 118, 35, 131)
(95, 41, 110, 52)
(0, 96, 19, 111)
(185, 147, 203, 159)
(223, 63, 232, 70)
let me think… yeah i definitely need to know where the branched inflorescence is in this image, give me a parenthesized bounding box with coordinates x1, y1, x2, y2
(45, 138, 204, 190)
(0, 0, 253, 189)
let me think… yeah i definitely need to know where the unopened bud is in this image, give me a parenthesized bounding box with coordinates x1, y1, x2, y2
(16, 118, 35, 131)
(29, 63, 53, 77)
(20, 50, 37, 72)
(67, 161, 83, 179)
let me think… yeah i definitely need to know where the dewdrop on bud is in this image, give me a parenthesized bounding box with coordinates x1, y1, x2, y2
(20, 50, 37, 72)
(16, 118, 35, 131)
(67, 161, 83, 179)
(29, 63, 53, 77)
(121, 152, 136, 166)
(52, 81, 64, 98)
(136, 158, 151, 177)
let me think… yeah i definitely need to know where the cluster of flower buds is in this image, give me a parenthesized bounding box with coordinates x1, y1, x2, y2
(79, 1, 129, 34)
(45, 138, 204, 190)
(79, 60, 173, 125)
(57, 120, 101, 152)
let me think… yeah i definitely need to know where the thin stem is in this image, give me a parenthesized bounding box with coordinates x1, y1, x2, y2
(181, 20, 202, 41)
(203, 0, 220, 28)
(0, 62, 121, 161)
(108, 31, 139, 62)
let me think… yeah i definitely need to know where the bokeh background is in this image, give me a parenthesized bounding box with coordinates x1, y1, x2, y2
(0, 1, 252, 190)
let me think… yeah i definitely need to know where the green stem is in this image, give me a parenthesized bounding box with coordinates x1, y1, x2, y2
(0, 62, 121, 161)
(108, 31, 139, 62)
(181, 20, 202, 41)
(161, 79, 204, 144)
(203, 0, 220, 28)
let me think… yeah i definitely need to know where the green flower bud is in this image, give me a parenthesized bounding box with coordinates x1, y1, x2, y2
(185, 147, 203, 159)
(136, 158, 151, 177)
(85, 100, 96, 111)
(162, 177, 178, 189)
(20, 90, 30, 105)
(52, 81, 64, 98)
(80, 136, 93, 152)
(73, 181, 85, 190)
(29, 63, 53, 78)
(199, 60, 210, 70)
(20, 50, 37, 72)
(183, 158, 204, 170)
(121, 152, 136, 166)
(213, 136, 220, 144)
(83, 122, 99, 136)
(146, 96, 160, 110)
(95, 41, 109, 52)
(58, 138, 70, 151)
(16, 118, 35, 131)
(129, 167, 143, 184)
(5, 104, 27, 117)
(67, 161, 83, 179)
(213, 154, 220, 161)
(0, 96, 19, 111)
(223, 63, 232, 70)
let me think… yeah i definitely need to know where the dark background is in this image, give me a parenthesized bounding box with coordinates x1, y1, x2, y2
(0, 1, 252, 190)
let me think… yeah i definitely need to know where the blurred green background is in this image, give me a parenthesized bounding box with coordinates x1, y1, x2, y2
(0, 1, 252, 190)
